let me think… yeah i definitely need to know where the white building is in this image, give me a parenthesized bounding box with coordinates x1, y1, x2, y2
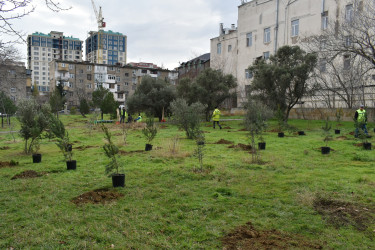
(210, 0, 367, 107)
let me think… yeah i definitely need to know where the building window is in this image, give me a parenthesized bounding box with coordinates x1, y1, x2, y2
(246, 32, 252, 47)
(291, 19, 299, 37)
(343, 55, 351, 70)
(346, 4, 353, 22)
(117, 85, 121, 91)
(87, 84, 92, 89)
(61, 63, 65, 67)
(245, 69, 253, 79)
(69, 74, 74, 79)
(125, 82, 129, 86)
(125, 73, 129, 77)
(264, 28, 271, 43)
(263, 51, 270, 60)
(228, 45, 232, 52)
(87, 74, 92, 80)
(69, 82, 73, 88)
(116, 76, 121, 82)
(118, 93, 123, 99)
(79, 79, 83, 83)
(87, 65, 92, 71)
(321, 11, 328, 30)
(217, 43, 222, 54)
(10, 88, 16, 93)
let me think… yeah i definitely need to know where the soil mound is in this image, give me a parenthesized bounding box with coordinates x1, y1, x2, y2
(228, 143, 252, 151)
(223, 126, 232, 129)
(119, 150, 145, 155)
(11, 170, 42, 180)
(313, 196, 374, 231)
(71, 188, 124, 205)
(221, 222, 322, 249)
(75, 145, 96, 151)
(215, 139, 234, 145)
(0, 161, 18, 168)
(0, 146, 10, 150)
(238, 128, 247, 132)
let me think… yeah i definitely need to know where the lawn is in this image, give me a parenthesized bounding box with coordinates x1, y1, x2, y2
(0, 114, 374, 249)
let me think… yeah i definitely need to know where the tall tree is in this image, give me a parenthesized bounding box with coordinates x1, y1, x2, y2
(126, 76, 176, 121)
(178, 68, 237, 121)
(248, 45, 317, 122)
(92, 86, 117, 120)
(49, 87, 65, 117)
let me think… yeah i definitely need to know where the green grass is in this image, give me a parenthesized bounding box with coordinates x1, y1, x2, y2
(1, 115, 375, 248)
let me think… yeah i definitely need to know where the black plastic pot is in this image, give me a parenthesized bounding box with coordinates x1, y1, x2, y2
(298, 131, 305, 136)
(258, 142, 266, 150)
(197, 141, 205, 145)
(66, 160, 76, 170)
(67, 144, 72, 152)
(32, 154, 42, 163)
(335, 129, 340, 134)
(321, 146, 331, 154)
(363, 143, 372, 150)
(373, 128, 375, 133)
(145, 144, 153, 151)
(278, 132, 284, 138)
(112, 174, 125, 187)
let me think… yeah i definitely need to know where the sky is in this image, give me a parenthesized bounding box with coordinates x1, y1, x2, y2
(10, 0, 240, 69)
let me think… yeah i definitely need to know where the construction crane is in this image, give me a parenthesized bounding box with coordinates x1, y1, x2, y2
(90, 0, 106, 64)
(91, 0, 106, 30)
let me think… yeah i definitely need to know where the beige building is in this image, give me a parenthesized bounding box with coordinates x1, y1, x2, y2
(49, 60, 177, 108)
(210, 0, 366, 107)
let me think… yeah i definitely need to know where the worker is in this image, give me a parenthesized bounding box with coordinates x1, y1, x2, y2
(127, 114, 133, 123)
(120, 107, 126, 124)
(212, 106, 222, 129)
(134, 113, 142, 123)
(354, 104, 368, 138)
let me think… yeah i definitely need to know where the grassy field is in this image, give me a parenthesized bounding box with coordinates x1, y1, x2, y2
(0, 114, 375, 249)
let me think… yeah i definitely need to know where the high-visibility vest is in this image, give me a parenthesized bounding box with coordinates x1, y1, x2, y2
(212, 109, 221, 121)
(357, 109, 366, 123)
(137, 116, 142, 122)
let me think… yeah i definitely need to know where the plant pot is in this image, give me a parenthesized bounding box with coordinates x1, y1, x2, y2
(278, 132, 284, 138)
(298, 131, 305, 136)
(112, 174, 125, 187)
(321, 146, 331, 154)
(373, 128, 375, 133)
(66, 160, 76, 170)
(145, 144, 153, 151)
(335, 129, 340, 134)
(197, 141, 205, 145)
(67, 144, 72, 152)
(363, 142, 372, 150)
(32, 154, 42, 163)
(258, 142, 266, 150)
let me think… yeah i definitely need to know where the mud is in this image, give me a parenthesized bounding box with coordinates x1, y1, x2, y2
(228, 143, 252, 151)
(11, 170, 43, 180)
(215, 139, 234, 145)
(313, 196, 374, 231)
(71, 188, 124, 205)
(221, 222, 322, 250)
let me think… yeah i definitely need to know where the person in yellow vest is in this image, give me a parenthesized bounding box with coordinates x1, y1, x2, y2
(134, 113, 142, 123)
(212, 106, 222, 129)
(354, 104, 368, 138)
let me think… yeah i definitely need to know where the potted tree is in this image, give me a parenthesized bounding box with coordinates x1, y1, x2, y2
(335, 108, 343, 134)
(276, 107, 285, 138)
(142, 117, 158, 151)
(31, 138, 42, 163)
(356, 121, 372, 150)
(102, 125, 124, 187)
(49, 116, 76, 170)
(321, 118, 332, 154)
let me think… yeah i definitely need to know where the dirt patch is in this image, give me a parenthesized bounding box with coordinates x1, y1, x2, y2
(215, 139, 234, 145)
(237, 128, 247, 132)
(223, 126, 232, 129)
(228, 143, 252, 151)
(114, 133, 122, 136)
(119, 150, 145, 155)
(0, 146, 10, 150)
(313, 196, 374, 231)
(159, 125, 168, 129)
(0, 161, 19, 168)
(336, 136, 348, 141)
(267, 129, 280, 132)
(75, 145, 97, 151)
(11, 170, 44, 180)
(354, 143, 363, 147)
(221, 222, 322, 250)
(349, 132, 355, 135)
(71, 188, 124, 205)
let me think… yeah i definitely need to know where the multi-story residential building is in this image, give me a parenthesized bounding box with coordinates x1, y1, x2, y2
(49, 60, 176, 108)
(210, 0, 370, 107)
(27, 31, 83, 94)
(177, 53, 210, 82)
(0, 61, 32, 104)
(128, 62, 178, 85)
(86, 30, 127, 66)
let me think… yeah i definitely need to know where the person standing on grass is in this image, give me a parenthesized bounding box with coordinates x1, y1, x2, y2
(354, 104, 368, 138)
(119, 107, 125, 123)
(212, 106, 222, 129)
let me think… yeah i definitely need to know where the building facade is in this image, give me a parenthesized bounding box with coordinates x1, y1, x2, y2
(86, 30, 127, 66)
(177, 53, 210, 82)
(0, 61, 32, 104)
(49, 60, 176, 108)
(27, 31, 83, 94)
(210, 0, 370, 107)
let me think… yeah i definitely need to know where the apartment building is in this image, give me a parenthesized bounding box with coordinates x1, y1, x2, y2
(210, 0, 367, 107)
(27, 31, 83, 94)
(49, 60, 176, 108)
(86, 30, 127, 66)
(177, 53, 210, 82)
(0, 61, 32, 104)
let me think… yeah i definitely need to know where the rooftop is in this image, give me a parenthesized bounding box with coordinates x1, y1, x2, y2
(31, 32, 81, 41)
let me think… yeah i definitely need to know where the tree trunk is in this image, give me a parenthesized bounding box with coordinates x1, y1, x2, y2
(101, 112, 104, 120)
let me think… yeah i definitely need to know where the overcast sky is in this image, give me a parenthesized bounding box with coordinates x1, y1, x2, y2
(11, 0, 239, 69)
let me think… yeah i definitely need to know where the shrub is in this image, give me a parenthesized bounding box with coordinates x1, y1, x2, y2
(170, 98, 206, 139)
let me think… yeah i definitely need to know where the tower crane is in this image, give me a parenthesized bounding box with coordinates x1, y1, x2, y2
(91, 0, 106, 30)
